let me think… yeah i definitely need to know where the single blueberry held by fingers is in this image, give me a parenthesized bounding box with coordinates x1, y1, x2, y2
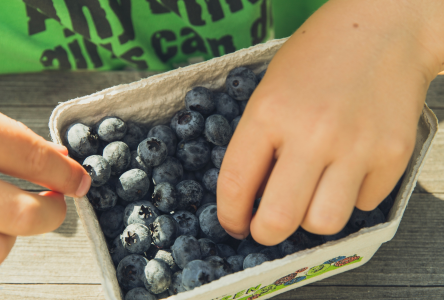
(123, 200, 160, 227)
(87, 184, 118, 211)
(82, 155, 111, 187)
(231, 116, 241, 132)
(199, 205, 229, 243)
(211, 146, 226, 169)
(214, 93, 240, 122)
(172, 211, 199, 237)
(243, 253, 270, 269)
(155, 249, 179, 272)
(204, 115, 232, 146)
(152, 182, 178, 213)
(237, 239, 265, 257)
(174, 110, 205, 141)
(348, 207, 386, 231)
(148, 125, 177, 156)
(225, 67, 258, 101)
(138, 137, 168, 167)
(259, 246, 281, 260)
(99, 205, 124, 239)
(152, 157, 183, 186)
(103, 141, 131, 175)
(143, 258, 172, 294)
(130, 151, 153, 177)
(110, 235, 129, 267)
(116, 254, 148, 290)
(185, 86, 215, 117)
(227, 255, 244, 273)
(150, 215, 178, 249)
(198, 238, 218, 259)
(216, 244, 236, 258)
(95, 116, 127, 143)
(204, 256, 233, 279)
(176, 137, 211, 171)
(182, 260, 215, 291)
(176, 180, 204, 213)
(172, 235, 202, 269)
(121, 223, 152, 254)
(125, 287, 156, 300)
(123, 122, 146, 151)
(202, 168, 219, 195)
(168, 271, 187, 295)
(65, 123, 99, 158)
(116, 169, 150, 202)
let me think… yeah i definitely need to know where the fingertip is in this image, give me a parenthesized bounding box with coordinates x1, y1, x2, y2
(38, 191, 67, 230)
(74, 174, 91, 198)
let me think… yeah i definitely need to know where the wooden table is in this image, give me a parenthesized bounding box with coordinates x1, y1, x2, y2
(0, 72, 444, 300)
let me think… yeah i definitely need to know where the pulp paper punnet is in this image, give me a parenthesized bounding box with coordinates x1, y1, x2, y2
(49, 38, 438, 300)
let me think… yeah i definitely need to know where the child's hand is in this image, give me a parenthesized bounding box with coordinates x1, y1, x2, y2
(0, 113, 91, 263)
(217, 0, 444, 245)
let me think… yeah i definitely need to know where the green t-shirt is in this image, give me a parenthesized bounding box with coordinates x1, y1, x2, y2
(0, 0, 327, 74)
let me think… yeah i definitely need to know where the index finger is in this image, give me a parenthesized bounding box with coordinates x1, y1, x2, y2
(0, 113, 90, 198)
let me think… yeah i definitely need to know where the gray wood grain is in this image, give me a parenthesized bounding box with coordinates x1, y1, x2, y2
(0, 284, 105, 300)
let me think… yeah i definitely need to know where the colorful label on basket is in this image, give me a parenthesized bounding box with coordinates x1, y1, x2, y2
(214, 254, 363, 300)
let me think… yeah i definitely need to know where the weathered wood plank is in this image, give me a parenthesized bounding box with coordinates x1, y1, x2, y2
(0, 284, 105, 300)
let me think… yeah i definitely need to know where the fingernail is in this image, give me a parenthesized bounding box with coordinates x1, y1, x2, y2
(76, 174, 91, 198)
(224, 230, 245, 240)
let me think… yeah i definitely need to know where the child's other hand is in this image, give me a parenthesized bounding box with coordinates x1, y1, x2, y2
(217, 0, 444, 245)
(0, 113, 91, 263)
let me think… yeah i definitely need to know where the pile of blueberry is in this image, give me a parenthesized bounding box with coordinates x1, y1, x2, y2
(64, 66, 399, 300)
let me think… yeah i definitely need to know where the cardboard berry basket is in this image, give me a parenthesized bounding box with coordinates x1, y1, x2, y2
(49, 38, 438, 300)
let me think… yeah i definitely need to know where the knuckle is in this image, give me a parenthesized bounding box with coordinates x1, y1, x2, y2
(259, 206, 297, 234)
(382, 138, 415, 160)
(26, 138, 50, 176)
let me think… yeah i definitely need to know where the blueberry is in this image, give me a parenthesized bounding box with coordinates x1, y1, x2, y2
(378, 194, 395, 217)
(257, 68, 267, 82)
(123, 200, 160, 227)
(243, 253, 270, 269)
(214, 93, 240, 122)
(204, 256, 233, 279)
(87, 183, 118, 211)
(168, 270, 187, 295)
(65, 123, 99, 158)
(322, 226, 353, 243)
(152, 182, 178, 213)
(348, 207, 386, 231)
(125, 287, 156, 300)
(121, 223, 152, 254)
(170, 109, 188, 133)
(172, 211, 199, 237)
(148, 125, 178, 156)
(182, 260, 215, 291)
(155, 290, 170, 299)
(176, 137, 211, 171)
(109, 235, 129, 267)
(202, 168, 219, 195)
(138, 137, 168, 167)
(95, 116, 127, 143)
(116, 254, 148, 290)
(211, 146, 226, 169)
(152, 157, 183, 186)
(216, 244, 237, 258)
(199, 205, 229, 243)
(259, 246, 281, 260)
(82, 155, 111, 187)
(198, 238, 218, 259)
(176, 180, 204, 213)
(99, 205, 124, 239)
(150, 215, 178, 249)
(204, 114, 232, 146)
(201, 192, 217, 205)
(123, 122, 146, 151)
(196, 203, 214, 220)
(181, 170, 197, 181)
(239, 101, 248, 114)
(172, 235, 202, 269)
(103, 141, 131, 175)
(225, 67, 258, 101)
(227, 255, 244, 272)
(231, 116, 241, 132)
(185, 86, 215, 117)
(237, 239, 265, 257)
(143, 258, 172, 294)
(278, 228, 322, 257)
(130, 150, 153, 177)
(116, 169, 150, 202)
(174, 110, 205, 140)
(155, 249, 180, 273)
